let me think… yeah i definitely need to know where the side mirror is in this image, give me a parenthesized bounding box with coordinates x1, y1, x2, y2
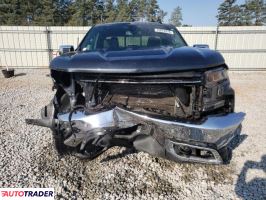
(193, 44, 209, 49)
(59, 45, 74, 55)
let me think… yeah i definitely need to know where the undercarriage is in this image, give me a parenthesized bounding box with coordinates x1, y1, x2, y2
(26, 67, 245, 164)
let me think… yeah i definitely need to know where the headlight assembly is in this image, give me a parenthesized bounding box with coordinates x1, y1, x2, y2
(205, 68, 228, 85)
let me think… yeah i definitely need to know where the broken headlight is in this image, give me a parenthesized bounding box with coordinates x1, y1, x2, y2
(203, 67, 231, 111)
(204, 68, 228, 85)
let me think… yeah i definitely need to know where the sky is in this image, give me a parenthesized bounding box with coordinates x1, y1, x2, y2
(158, 0, 246, 26)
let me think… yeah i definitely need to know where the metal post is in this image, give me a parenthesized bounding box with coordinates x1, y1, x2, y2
(214, 25, 219, 51)
(46, 26, 52, 63)
(77, 36, 79, 48)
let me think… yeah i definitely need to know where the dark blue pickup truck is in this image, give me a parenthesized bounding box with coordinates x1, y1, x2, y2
(27, 22, 245, 164)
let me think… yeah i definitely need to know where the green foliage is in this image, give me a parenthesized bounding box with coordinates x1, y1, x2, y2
(246, 0, 265, 25)
(115, 0, 130, 22)
(128, 0, 147, 21)
(0, 0, 72, 26)
(104, 0, 117, 23)
(0, 0, 24, 25)
(217, 0, 238, 26)
(68, 0, 97, 26)
(263, 2, 266, 24)
(157, 9, 167, 23)
(34, 0, 56, 26)
(238, 4, 253, 25)
(169, 6, 182, 26)
(54, 0, 72, 25)
(0, 0, 168, 25)
(146, 0, 159, 22)
(217, 0, 266, 26)
(21, 0, 42, 25)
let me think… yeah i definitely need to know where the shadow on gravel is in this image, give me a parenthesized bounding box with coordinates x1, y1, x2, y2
(235, 155, 266, 200)
(228, 134, 248, 151)
(225, 125, 247, 164)
(226, 134, 248, 163)
(14, 73, 27, 77)
(100, 147, 137, 163)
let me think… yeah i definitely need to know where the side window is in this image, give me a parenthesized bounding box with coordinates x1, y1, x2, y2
(126, 37, 141, 47)
(103, 36, 111, 49)
(102, 36, 120, 50)
(100, 36, 126, 50)
(82, 33, 98, 51)
(173, 32, 185, 48)
(118, 37, 125, 47)
(141, 36, 149, 46)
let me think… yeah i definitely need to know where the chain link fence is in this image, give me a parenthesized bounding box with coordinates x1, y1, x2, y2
(0, 26, 266, 70)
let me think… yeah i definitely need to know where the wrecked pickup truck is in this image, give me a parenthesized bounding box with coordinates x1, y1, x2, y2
(26, 22, 245, 164)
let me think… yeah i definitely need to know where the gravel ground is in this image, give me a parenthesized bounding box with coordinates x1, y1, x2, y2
(0, 69, 265, 200)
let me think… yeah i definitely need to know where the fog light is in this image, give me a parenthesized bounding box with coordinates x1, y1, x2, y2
(174, 145, 192, 156)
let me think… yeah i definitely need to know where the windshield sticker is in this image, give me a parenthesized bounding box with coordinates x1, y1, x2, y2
(154, 28, 174, 35)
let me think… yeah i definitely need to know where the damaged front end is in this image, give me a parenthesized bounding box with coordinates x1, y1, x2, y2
(26, 67, 244, 164)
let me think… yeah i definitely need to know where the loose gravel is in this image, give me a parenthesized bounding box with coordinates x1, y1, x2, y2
(0, 69, 265, 200)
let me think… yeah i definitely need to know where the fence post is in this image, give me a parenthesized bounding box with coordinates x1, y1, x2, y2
(214, 25, 219, 51)
(46, 26, 52, 63)
(77, 36, 79, 48)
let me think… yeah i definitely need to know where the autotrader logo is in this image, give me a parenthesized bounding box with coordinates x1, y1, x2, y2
(0, 188, 54, 199)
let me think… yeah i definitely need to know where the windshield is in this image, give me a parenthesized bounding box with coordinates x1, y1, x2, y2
(79, 23, 187, 52)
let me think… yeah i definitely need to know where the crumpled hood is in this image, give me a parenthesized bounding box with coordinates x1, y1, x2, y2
(50, 46, 225, 73)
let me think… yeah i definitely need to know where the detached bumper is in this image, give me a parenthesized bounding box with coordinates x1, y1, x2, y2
(57, 107, 245, 164)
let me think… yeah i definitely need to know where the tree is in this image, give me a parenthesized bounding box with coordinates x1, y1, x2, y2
(129, 0, 146, 21)
(246, 0, 264, 25)
(53, 0, 72, 25)
(137, 0, 147, 21)
(21, 0, 42, 25)
(36, 0, 57, 25)
(238, 4, 253, 25)
(146, 0, 159, 22)
(22, 0, 72, 26)
(103, 0, 116, 23)
(0, 0, 72, 26)
(0, 0, 24, 25)
(0, 0, 167, 25)
(115, 0, 130, 22)
(231, 4, 248, 26)
(157, 9, 167, 23)
(217, 0, 239, 26)
(68, 0, 97, 26)
(169, 6, 182, 26)
(263, 1, 266, 24)
(0, 1, 8, 24)
(217, 0, 266, 26)
(90, 0, 105, 24)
